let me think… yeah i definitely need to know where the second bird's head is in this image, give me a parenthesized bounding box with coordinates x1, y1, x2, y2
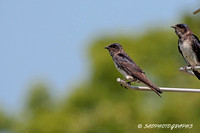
(171, 24, 191, 38)
(105, 43, 123, 56)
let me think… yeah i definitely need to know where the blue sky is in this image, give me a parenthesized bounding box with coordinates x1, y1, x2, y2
(0, 0, 199, 112)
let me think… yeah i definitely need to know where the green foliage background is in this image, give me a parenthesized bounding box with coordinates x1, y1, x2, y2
(1, 14, 200, 133)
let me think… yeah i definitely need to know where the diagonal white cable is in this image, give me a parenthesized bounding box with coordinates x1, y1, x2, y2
(179, 66, 200, 76)
(117, 78, 200, 93)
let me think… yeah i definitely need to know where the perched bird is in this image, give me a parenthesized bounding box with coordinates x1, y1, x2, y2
(105, 43, 162, 97)
(171, 24, 200, 80)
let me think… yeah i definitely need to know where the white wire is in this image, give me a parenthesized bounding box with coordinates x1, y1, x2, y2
(179, 66, 200, 76)
(117, 78, 200, 93)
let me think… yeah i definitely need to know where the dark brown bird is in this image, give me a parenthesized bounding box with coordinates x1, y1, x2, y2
(171, 24, 200, 80)
(105, 43, 162, 97)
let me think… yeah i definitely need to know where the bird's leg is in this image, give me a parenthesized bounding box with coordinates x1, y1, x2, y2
(122, 84, 128, 89)
(126, 81, 132, 86)
(126, 78, 140, 86)
(120, 83, 127, 89)
(120, 83, 123, 88)
(120, 79, 132, 89)
(121, 78, 132, 85)
(119, 79, 128, 89)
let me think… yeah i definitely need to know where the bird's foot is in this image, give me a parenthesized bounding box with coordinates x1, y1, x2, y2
(126, 81, 132, 86)
(120, 84, 127, 89)
(119, 79, 128, 89)
(182, 66, 189, 71)
(120, 83, 126, 88)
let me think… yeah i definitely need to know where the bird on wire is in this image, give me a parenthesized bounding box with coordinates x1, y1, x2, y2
(105, 43, 162, 97)
(171, 24, 200, 80)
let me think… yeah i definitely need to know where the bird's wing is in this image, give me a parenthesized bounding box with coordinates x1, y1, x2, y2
(191, 34, 200, 61)
(113, 53, 162, 96)
(114, 53, 144, 74)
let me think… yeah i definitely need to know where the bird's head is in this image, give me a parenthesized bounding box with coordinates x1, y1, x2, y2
(171, 24, 191, 38)
(105, 43, 123, 56)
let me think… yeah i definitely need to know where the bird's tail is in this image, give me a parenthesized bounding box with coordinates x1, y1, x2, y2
(140, 76, 162, 97)
(136, 73, 162, 97)
(193, 70, 200, 80)
(146, 83, 162, 98)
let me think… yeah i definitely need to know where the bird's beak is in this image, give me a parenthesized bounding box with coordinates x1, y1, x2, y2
(104, 46, 109, 49)
(171, 25, 176, 29)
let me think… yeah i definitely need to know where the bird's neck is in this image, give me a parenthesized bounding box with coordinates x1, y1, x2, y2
(179, 31, 192, 40)
(110, 51, 121, 57)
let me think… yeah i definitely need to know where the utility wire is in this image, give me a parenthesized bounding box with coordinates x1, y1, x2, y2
(117, 77, 200, 93)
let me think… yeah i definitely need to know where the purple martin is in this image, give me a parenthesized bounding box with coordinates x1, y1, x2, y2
(105, 43, 162, 97)
(171, 24, 200, 80)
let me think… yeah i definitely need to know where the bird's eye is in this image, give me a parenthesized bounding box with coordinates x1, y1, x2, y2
(177, 25, 184, 29)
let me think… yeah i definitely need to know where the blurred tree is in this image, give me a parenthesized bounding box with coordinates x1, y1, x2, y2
(14, 83, 69, 133)
(9, 13, 200, 133)
(0, 110, 13, 133)
(25, 83, 53, 115)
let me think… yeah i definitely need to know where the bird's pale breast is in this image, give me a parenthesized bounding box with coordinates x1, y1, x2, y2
(179, 40, 199, 66)
(113, 62, 134, 80)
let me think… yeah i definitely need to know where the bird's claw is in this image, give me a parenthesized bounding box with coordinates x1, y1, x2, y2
(126, 81, 131, 86)
(182, 66, 188, 71)
(120, 83, 123, 88)
(119, 83, 127, 89)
